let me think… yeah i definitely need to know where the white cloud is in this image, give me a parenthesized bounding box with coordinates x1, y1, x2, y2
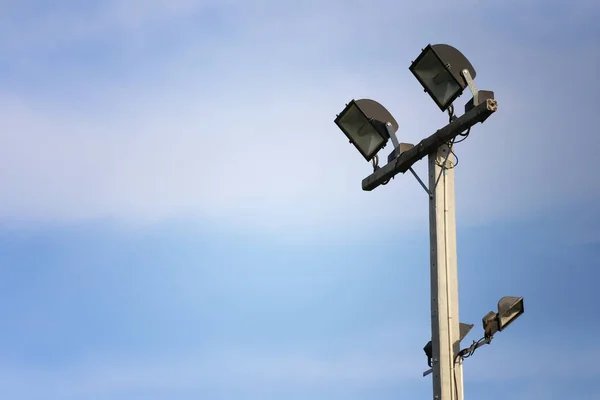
(0, 0, 598, 235)
(0, 74, 414, 233)
(0, 0, 432, 235)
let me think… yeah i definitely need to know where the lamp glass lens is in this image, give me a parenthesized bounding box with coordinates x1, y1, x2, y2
(337, 103, 385, 159)
(412, 49, 461, 109)
(498, 301, 524, 330)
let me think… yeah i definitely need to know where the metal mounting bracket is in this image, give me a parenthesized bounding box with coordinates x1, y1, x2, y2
(385, 123, 432, 195)
(386, 122, 399, 150)
(462, 69, 479, 106)
(384, 124, 433, 196)
(409, 167, 432, 197)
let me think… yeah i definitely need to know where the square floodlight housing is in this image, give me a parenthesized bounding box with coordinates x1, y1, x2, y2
(334, 99, 398, 162)
(497, 296, 524, 331)
(410, 44, 477, 112)
(482, 311, 499, 338)
(423, 340, 432, 359)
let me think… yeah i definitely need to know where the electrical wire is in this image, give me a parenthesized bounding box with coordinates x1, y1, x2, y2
(372, 154, 392, 185)
(382, 145, 407, 186)
(439, 133, 464, 171)
(450, 149, 459, 168)
(447, 104, 455, 124)
(380, 103, 468, 186)
(435, 137, 458, 170)
(457, 336, 489, 361)
(454, 127, 471, 143)
(371, 154, 379, 171)
(453, 357, 460, 400)
(451, 336, 490, 400)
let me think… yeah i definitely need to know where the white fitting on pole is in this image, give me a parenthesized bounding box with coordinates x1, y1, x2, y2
(428, 144, 463, 400)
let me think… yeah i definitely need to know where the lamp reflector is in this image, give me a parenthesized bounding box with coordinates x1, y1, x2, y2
(411, 49, 461, 111)
(335, 100, 389, 161)
(497, 296, 524, 331)
(409, 44, 477, 112)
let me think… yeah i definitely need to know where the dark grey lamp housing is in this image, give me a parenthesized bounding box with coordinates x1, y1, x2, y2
(334, 99, 398, 162)
(482, 296, 525, 339)
(409, 44, 477, 112)
(497, 296, 525, 331)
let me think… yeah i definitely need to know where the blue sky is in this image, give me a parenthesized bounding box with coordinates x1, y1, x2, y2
(0, 1, 599, 399)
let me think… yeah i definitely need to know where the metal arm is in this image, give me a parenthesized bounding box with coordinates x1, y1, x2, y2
(461, 69, 479, 106)
(386, 122, 400, 150)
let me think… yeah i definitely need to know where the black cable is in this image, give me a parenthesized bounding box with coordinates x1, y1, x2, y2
(383, 146, 406, 185)
(450, 149, 459, 168)
(447, 105, 455, 124)
(379, 172, 390, 186)
(450, 336, 492, 398)
(459, 337, 488, 360)
(436, 137, 458, 170)
(453, 361, 460, 400)
(375, 163, 391, 186)
(458, 127, 470, 137)
(383, 108, 466, 185)
(371, 155, 390, 185)
(454, 128, 470, 143)
(453, 336, 482, 400)
(453, 350, 466, 400)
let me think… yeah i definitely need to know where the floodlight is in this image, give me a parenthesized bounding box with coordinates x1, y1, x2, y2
(409, 44, 476, 112)
(481, 297, 524, 338)
(423, 340, 433, 367)
(482, 311, 499, 338)
(497, 296, 524, 331)
(334, 99, 398, 162)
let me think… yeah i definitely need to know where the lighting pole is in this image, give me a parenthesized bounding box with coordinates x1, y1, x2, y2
(427, 143, 461, 400)
(362, 99, 495, 400)
(334, 44, 525, 400)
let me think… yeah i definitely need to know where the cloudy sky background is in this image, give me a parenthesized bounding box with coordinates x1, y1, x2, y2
(0, 0, 599, 399)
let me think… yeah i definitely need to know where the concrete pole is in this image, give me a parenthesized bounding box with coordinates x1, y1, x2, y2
(428, 144, 463, 400)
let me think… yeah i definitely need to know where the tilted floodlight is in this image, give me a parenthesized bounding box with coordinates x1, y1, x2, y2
(481, 297, 524, 338)
(423, 340, 433, 367)
(497, 296, 524, 331)
(482, 311, 499, 339)
(409, 44, 476, 112)
(334, 99, 399, 162)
